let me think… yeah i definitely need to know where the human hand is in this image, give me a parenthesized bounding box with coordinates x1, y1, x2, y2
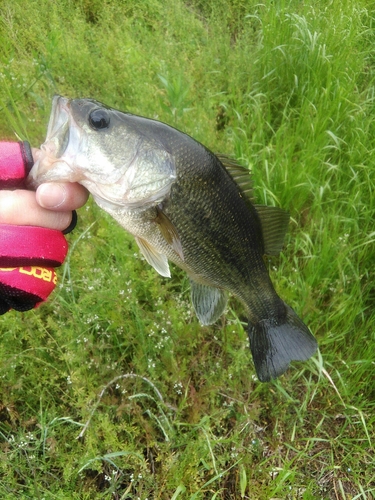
(0, 141, 89, 313)
(0, 146, 88, 231)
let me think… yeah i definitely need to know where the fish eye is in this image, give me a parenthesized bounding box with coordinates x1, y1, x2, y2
(88, 109, 110, 130)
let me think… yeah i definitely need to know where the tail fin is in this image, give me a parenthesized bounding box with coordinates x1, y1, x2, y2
(248, 304, 317, 382)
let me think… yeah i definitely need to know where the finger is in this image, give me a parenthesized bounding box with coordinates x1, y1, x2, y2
(36, 182, 89, 211)
(0, 190, 73, 231)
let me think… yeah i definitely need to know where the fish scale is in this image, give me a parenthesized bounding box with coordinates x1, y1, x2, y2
(28, 96, 318, 382)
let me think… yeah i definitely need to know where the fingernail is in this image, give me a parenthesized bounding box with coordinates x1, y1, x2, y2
(37, 183, 67, 209)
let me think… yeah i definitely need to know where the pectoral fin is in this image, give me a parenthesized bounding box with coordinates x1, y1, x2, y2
(190, 280, 228, 325)
(154, 207, 184, 261)
(135, 236, 171, 278)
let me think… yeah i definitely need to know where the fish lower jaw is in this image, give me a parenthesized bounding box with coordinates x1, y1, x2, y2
(27, 152, 82, 187)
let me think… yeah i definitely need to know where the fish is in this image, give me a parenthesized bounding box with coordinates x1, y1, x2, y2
(28, 95, 318, 382)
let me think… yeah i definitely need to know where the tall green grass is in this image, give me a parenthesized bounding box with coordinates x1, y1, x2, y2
(0, 0, 374, 498)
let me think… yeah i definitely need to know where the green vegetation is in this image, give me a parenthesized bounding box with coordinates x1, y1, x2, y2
(0, 0, 374, 497)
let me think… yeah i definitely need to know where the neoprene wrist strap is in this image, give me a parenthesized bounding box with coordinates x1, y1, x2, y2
(0, 141, 34, 187)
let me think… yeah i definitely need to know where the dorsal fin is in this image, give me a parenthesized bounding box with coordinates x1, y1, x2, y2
(217, 154, 290, 255)
(216, 154, 254, 202)
(254, 205, 290, 255)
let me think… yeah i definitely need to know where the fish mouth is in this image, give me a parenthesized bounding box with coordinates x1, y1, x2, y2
(27, 96, 85, 188)
(45, 95, 70, 157)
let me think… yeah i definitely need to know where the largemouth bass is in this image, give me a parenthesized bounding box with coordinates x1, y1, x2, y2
(28, 96, 317, 382)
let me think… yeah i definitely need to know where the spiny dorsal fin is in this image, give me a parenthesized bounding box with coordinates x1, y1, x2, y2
(154, 206, 184, 261)
(254, 205, 290, 256)
(216, 154, 254, 202)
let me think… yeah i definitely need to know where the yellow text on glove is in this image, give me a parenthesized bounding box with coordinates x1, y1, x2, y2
(0, 267, 57, 284)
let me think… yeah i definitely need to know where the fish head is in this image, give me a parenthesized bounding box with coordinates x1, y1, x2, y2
(28, 96, 176, 208)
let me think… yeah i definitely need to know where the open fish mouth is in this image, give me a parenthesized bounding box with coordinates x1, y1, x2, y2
(27, 96, 85, 187)
(43, 96, 86, 180)
(44, 95, 71, 158)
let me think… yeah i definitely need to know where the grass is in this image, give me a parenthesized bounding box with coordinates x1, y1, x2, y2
(0, 0, 374, 498)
